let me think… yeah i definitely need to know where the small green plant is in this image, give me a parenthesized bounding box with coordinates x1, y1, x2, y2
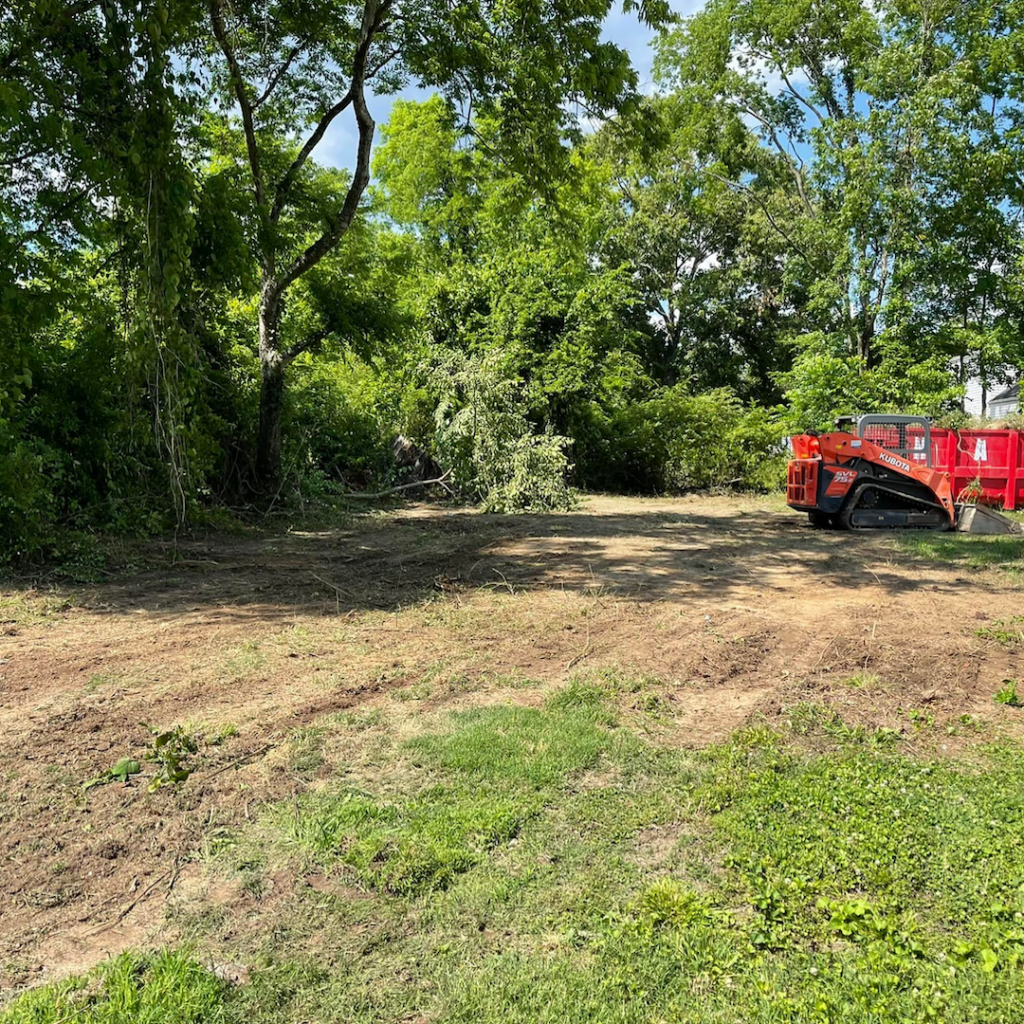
(734, 723, 782, 749)
(143, 724, 198, 791)
(995, 679, 1022, 707)
(841, 672, 881, 689)
(394, 680, 432, 701)
(484, 669, 544, 690)
(82, 725, 200, 794)
(817, 897, 923, 958)
(870, 726, 901, 747)
(224, 640, 267, 676)
(977, 617, 1024, 647)
(785, 703, 865, 743)
(636, 691, 668, 716)
(636, 879, 712, 929)
(287, 725, 326, 775)
(334, 707, 384, 730)
(85, 672, 116, 693)
(905, 708, 935, 729)
(205, 723, 239, 746)
(959, 477, 984, 504)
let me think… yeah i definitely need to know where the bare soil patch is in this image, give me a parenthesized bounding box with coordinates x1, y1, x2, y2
(2, 493, 1022, 987)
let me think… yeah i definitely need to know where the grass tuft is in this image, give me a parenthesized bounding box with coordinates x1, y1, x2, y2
(545, 679, 614, 722)
(276, 788, 526, 896)
(0, 950, 231, 1024)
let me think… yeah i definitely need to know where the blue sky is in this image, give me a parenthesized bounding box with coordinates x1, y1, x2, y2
(318, 1, 704, 171)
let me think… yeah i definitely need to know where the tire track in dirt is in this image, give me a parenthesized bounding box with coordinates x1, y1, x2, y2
(2, 494, 1023, 986)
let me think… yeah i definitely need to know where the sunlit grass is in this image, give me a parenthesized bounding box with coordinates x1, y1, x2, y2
(0, 950, 231, 1024)
(893, 531, 1024, 574)
(10, 701, 1024, 1023)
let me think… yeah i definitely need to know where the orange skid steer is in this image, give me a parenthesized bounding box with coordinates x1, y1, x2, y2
(787, 415, 1015, 533)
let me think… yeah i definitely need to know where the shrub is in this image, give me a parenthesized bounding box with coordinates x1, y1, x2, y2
(286, 357, 396, 490)
(429, 353, 576, 513)
(577, 385, 787, 494)
(0, 431, 60, 564)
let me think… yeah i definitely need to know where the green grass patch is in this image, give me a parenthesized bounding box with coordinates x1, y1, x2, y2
(977, 616, 1024, 647)
(894, 532, 1024, 573)
(18, 705, 1024, 1023)
(276, 788, 527, 896)
(222, 640, 266, 676)
(840, 671, 881, 688)
(544, 678, 615, 721)
(273, 705, 618, 897)
(0, 593, 75, 626)
(697, 738, 1024, 961)
(405, 705, 612, 788)
(286, 725, 326, 775)
(0, 950, 231, 1024)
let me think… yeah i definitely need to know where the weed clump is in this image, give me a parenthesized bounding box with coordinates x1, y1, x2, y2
(995, 679, 1022, 707)
(0, 950, 232, 1024)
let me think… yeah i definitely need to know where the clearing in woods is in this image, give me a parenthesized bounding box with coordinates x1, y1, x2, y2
(3, 494, 1024, 1022)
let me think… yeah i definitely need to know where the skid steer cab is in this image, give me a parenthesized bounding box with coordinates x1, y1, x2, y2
(787, 415, 959, 531)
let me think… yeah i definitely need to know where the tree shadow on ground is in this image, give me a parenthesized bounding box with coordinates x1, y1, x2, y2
(5, 501, 1007, 623)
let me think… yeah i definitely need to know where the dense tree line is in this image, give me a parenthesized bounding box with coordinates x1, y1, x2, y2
(2, 0, 1024, 560)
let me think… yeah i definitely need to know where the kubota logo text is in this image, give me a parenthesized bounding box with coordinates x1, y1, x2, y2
(877, 451, 909, 470)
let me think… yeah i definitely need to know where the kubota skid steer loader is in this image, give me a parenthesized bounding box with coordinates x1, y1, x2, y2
(787, 415, 1015, 533)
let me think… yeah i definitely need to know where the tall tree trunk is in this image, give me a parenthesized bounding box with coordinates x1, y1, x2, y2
(256, 284, 285, 493)
(211, 0, 383, 496)
(857, 319, 873, 366)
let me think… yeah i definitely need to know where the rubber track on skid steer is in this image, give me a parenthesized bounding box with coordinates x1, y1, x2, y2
(839, 480, 950, 531)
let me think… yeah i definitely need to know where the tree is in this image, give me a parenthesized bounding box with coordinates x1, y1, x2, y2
(204, 0, 667, 493)
(372, 97, 655, 437)
(656, 0, 882, 362)
(591, 94, 802, 400)
(656, 0, 1024, 420)
(2, 1, 209, 530)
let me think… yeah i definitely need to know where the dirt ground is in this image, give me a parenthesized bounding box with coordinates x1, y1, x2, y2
(2, 493, 1023, 990)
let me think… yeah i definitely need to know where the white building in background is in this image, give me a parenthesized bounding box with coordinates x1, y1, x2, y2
(963, 377, 1020, 418)
(989, 384, 1021, 419)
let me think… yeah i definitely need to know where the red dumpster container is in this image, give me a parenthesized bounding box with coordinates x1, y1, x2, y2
(879, 426, 1023, 510)
(929, 428, 957, 477)
(952, 429, 1021, 510)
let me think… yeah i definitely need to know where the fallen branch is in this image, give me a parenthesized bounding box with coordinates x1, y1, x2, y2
(566, 616, 593, 670)
(113, 868, 172, 924)
(311, 572, 346, 611)
(342, 470, 452, 500)
(205, 743, 274, 780)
